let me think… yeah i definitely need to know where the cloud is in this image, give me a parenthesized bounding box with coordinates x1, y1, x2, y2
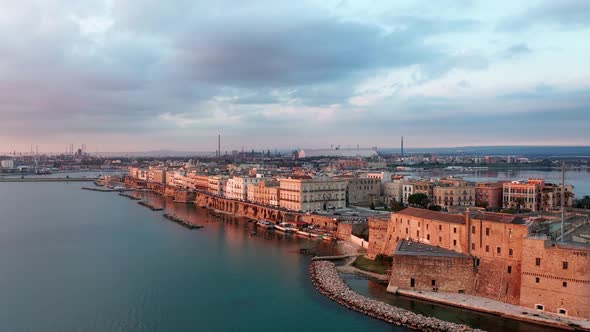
(0, 0, 588, 151)
(501, 43, 532, 58)
(498, 0, 590, 31)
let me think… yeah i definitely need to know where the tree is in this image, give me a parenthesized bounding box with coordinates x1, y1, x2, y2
(389, 199, 404, 212)
(428, 205, 443, 211)
(370, 202, 376, 210)
(541, 192, 550, 211)
(514, 197, 526, 213)
(408, 193, 429, 208)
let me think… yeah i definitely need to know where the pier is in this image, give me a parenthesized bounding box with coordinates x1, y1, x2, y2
(118, 192, 140, 200)
(137, 201, 164, 211)
(162, 214, 203, 230)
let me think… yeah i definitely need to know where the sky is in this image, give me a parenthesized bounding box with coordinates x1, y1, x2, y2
(0, 0, 589, 153)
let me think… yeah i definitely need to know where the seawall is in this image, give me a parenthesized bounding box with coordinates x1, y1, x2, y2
(125, 177, 340, 232)
(310, 260, 484, 332)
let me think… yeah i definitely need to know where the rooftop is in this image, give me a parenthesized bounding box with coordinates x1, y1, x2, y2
(395, 240, 471, 258)
(471, 211, 526, 225)
(396, 207, 465, 224)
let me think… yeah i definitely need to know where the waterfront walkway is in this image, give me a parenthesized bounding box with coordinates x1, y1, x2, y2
(396, 289, 590, 331)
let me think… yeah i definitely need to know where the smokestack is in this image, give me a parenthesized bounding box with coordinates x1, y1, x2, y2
(401, 136, 404, 161)
(218, 134, 221, 158)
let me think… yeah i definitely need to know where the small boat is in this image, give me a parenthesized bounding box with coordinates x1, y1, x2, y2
(256, 220, 275, 229)
(275, 222, 297, 234)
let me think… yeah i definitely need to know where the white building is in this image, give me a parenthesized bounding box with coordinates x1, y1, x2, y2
(0, 159, 15, 169)
(279, 176, 347, 212)
(224, 176, 261, 201)
(402, 183, 414, 204)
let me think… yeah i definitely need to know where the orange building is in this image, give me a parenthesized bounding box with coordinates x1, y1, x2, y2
(368, 207, 590, 319)
(475, 182, 504, 209)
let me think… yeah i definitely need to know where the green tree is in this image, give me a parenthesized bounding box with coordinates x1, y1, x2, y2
(408, 193, 429, 208)
(389, 199, 404, 212)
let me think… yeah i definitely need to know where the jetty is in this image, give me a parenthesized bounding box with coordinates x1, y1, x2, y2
(311, 253, 360, 261)
(137, 201, 164, 211)
(82, 187, 123, 192)
(163, 213, 203, 230)
(118, 192, 140, 200)
(310, 260, 483, 332)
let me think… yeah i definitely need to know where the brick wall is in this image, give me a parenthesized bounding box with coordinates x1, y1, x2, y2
(390, 255, 475, 293)
(520, 237, 590, 319)
(367, 217, 389, 259)
(336, 223, 352, 240)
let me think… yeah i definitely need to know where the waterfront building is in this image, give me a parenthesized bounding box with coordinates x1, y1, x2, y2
(541, 183, 575, 210)
(208, 175, 229, 197)
(226, 176, 261, 201)
(475, 182, 504, 209)
(368, 207, 590, 319)
(519, 237, 590, 319)
(147, 167, 167, 185)
(247, 181, 280, 206)
(503, 179, 545, 211)
(187, 173, 210, 191)
(279, 176, 347, 212)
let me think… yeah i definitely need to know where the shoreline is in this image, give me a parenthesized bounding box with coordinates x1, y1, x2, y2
(395, 289, 590, 332)
(310, 260, 483, 332)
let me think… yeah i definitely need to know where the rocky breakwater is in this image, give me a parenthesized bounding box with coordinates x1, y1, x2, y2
(310, 261, 484, 332)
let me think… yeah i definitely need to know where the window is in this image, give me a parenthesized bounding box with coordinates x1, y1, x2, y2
(497, 247, 501, 254)
(427, 234, 430, 240)
(417, 231, 420, 237)
(453, 239, 457, 246)
(536, 304, 544, 311)
(471, 243, 475, 250)
(507, 266, 512, 274)
(410, 278, 415, 287)
(453, 227, 457, 234)
(535, 277, 540, 283)
(439, 225, 442, 231)
(485, 227, 490, 236)
(563, 261, 568, 270)
(536, 258, 541, 266)
(558, 309, 567, 315)
(486, 245, 489, 253)
(431, 279, 436, 286)
(563, 282, 568, 288)
(509, 248, 513, 257)
(406, 228, 408, 234)
(471, 226, 475, 234)
(439, 236, 442, 242)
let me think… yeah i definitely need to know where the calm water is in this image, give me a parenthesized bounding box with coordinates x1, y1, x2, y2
(0, 183, 565, 332)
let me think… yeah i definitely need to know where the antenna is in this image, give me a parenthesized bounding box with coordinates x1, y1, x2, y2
(560, 161, 565, 242)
